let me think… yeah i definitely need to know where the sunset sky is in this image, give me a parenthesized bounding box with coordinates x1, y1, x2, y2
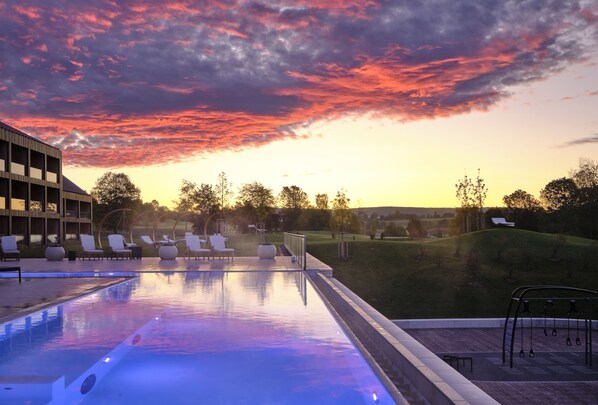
(1, 1, 598, 208)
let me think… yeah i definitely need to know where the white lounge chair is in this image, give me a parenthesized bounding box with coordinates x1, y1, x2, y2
(491, 217, 515, 227)
(140, 235, 168, 247)
(0, 236, 20, 261)
(108, 234, 132, 259)
(209, 235, 234, 260)
(80, 235, 104, 260)
(185, 235, 211, 260)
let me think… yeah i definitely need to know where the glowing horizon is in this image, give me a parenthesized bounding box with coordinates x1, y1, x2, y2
(2, 1, 597, 208)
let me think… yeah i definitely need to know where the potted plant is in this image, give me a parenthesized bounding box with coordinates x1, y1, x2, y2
(257, 230, 276, 259)
(45, 235, 65, 261)
(158, 241, 178, 260)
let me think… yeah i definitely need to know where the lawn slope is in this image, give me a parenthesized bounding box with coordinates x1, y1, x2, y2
(306, 229, 598, 319)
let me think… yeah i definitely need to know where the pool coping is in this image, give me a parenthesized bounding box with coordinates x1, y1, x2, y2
(311, 273, 500, 405)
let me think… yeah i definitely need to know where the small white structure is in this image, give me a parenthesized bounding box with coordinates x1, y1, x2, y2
(492, 217, 515, 227)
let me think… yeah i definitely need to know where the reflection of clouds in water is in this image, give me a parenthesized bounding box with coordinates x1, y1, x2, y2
(2, 272, 390, 403)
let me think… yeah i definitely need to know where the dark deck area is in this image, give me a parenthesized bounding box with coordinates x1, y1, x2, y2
(405, 327, 598, 404)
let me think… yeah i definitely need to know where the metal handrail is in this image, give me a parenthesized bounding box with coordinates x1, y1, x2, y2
(283, 232, 306, 270)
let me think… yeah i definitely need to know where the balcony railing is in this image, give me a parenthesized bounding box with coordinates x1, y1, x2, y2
(11, 198, 26, 210)
(46, 202, 58, 212)
(30, 167, 43, 180)
(65, 209, 78, 217)
(11, 162, 25, 176)
(46, 171, 58, 183)
(0, 196, 5, 209)
(30, 201, 43, 211)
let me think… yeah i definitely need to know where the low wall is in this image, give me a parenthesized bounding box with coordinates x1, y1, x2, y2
(311, 273, 498, 405)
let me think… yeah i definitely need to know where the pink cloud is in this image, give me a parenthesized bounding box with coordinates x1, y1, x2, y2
(0, 0, 596, 169)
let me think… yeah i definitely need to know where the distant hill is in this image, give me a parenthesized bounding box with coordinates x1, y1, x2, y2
(353, 206, 455, 217)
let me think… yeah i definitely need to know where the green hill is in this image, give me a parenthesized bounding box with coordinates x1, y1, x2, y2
(306, 228, 598, 319)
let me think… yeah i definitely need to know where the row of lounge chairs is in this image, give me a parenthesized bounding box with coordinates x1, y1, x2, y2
(82, 234, 234, 260)
(1, 234, 235, 261)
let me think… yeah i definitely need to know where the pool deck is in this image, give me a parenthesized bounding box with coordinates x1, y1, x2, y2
(401, 325, 598, 404)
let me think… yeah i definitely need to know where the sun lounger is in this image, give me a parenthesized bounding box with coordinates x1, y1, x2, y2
(141, 235, 168, 247)
(209, 235, 234, 260)
(80, 235, 104, 260)
(185, 235, 211, 260)
(491, 217, 515, 227)
(1, 236, 21, 261)
(108, 234, 132, 259)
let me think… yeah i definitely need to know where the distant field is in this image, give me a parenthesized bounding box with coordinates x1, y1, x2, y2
(304, 228, 598, 319)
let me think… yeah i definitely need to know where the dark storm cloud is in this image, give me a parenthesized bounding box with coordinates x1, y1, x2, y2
(0, 0, 596, 167)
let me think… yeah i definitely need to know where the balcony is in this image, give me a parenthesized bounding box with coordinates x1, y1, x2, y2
(30, 200, 43, 211)
(30, 167, 43, 180)
(65, 209, 78, 218)
(11, 162, 25, 176)
(11, 198, 26, 210)
(47, 171, 58, 183)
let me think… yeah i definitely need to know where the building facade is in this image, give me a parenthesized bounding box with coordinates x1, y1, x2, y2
(0, 121, 92, 245)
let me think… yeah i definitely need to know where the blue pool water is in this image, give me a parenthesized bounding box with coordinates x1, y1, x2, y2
(0, 272, 393, 404)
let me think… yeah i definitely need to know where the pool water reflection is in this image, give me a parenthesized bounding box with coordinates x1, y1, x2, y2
(0, 272, 392, 404)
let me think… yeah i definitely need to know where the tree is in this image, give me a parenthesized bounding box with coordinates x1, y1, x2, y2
(570, 158, 598, 190)
(279, 185, 310, 231)
(279, 186, 310, 210)
(407, 216, 426, 239)
(472, 169, 487, 231)
(315, 193, 329, 210)
(91, 172, 141, 207)
(540, 177, 579, 211)
(503, 189, 541, 211)
(175, 180, 219, 215)
(91, 172, 142, 232)
(503, 189, 542, 231)
(175, 180, 220, 234)
(215, 172, 234, 211)
(569, 159, 598, 239)
(331, 189, 352, 233)
(237, 181, 275, 223)
(455, 173, 474, 232)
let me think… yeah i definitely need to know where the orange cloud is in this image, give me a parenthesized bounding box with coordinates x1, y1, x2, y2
(1, 0, 596, 170)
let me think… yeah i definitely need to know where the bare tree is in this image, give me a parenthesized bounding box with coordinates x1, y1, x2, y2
(472, 169, 487, 230)
(455, 173, 473, 232)
(215, 172, 233, 211)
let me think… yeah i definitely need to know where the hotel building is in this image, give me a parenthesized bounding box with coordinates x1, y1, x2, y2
(0, 121, 92, 245)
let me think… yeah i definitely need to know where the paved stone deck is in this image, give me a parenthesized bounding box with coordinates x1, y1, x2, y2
(406, 328, 598, 404)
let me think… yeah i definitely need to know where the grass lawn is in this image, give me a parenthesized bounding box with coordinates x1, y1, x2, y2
(305, 228, 598, 319)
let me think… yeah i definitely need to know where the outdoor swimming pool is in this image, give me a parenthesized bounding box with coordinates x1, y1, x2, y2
(0, 271, 393, 404)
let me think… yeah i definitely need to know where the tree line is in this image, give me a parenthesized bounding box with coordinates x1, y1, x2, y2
(90, 171, 361, 236)
(455, 159, 598, 240)
(496, 158, 598, 239)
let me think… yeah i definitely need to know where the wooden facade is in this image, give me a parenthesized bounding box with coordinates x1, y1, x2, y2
(0, 121, 93, 245)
